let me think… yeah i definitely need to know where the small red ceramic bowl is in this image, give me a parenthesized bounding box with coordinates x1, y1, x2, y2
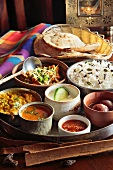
(83, 91, 113, 128)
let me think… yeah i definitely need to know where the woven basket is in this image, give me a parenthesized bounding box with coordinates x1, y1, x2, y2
(42, 24, 113, 58)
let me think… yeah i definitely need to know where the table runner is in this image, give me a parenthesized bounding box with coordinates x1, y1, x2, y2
(0, 23, 50, 79)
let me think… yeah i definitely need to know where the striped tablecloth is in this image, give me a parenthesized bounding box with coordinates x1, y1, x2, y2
(0, 23, 50, 79)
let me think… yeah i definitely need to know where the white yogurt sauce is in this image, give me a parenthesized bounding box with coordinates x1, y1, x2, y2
(48, 91, 75, 102)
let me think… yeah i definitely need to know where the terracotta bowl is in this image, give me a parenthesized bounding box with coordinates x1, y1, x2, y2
(83, 91, 113, 127)
(12, 57, 68, 98)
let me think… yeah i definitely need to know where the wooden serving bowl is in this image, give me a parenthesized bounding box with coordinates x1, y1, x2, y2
(12, 57, 68, 98)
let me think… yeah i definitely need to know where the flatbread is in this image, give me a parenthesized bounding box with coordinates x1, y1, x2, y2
(34, 34, 100, 56)
(34, 33, 111, 60)
(66, 42, 100, 52)
(34, 34, 62, 57)
(43, 32, 85, 50)
(55, 51, 109, 60)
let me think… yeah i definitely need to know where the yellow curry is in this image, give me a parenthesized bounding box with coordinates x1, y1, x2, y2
(0, 91, 38, 115)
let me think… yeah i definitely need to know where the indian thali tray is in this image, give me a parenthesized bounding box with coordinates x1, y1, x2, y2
(0, 79, 113, 143)
(0, 24, 113, 143)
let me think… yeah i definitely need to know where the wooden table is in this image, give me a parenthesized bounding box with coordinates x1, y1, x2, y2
(0, 121, 113, 170)
(0, 138, 113, 170)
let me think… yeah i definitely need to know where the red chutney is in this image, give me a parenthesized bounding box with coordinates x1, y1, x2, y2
(21, 105, 51, 121)
(62, 120, 87, 132)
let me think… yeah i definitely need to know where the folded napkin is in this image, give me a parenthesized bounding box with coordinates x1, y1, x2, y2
(0, 23, 50, 79)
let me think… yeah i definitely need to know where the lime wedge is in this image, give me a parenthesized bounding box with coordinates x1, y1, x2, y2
(54, 87, 69, 101)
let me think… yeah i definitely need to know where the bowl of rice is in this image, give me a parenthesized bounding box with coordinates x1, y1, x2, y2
(67, 59, 113, 97)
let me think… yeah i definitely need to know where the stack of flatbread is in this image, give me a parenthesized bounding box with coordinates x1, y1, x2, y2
(34, 29, 112, 60)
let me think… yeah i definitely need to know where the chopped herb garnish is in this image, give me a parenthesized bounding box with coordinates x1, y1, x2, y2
(14, 97, 19, 100)
(79, 69, 83, 73)
(104, 69, 108, 72)
(1, 99, 5, 103)
(87, 68, 92, 71)
(87, 72, 92, 74)
(83, 75, 87, 77)
(25, 107, 37, 115)
(14, 102, 20, 108)
(98, 80, 102, 84)
(104, 74, 106, 79)
(87, 82, 92, 85)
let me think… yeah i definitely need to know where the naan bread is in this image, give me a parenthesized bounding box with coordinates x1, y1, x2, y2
(56, 51, 109, 60)
(66, 42, 100, 52)
(43, 32, 85, 49)
(34, 34, 62, 57)
(34, 33, 109, 60)
(34, 33, 100, 55)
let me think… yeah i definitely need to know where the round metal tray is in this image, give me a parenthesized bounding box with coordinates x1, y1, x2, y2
(0, 75, 113, 143)
(0, 113, 113, 143)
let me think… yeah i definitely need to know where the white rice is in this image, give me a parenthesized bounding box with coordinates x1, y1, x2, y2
(68, 59, 113, 89)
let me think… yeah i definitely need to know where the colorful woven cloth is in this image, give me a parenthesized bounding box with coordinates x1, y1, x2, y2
(0, 23, 50, 79)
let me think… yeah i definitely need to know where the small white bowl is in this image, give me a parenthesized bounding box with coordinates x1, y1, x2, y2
(44, 83, 81, 121)
(58, 115, 91, 136)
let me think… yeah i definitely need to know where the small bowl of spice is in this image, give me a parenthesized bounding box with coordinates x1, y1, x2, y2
(58, 115, 91, 136)
(19, 102, 54, 135)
